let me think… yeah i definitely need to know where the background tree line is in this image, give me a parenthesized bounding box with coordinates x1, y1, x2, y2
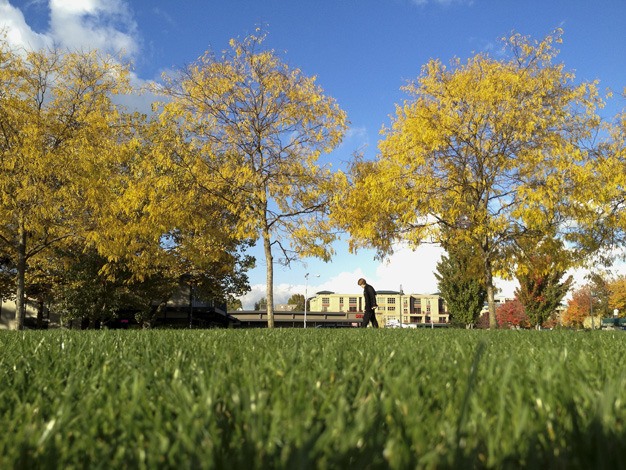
(1, 29, 625, 329)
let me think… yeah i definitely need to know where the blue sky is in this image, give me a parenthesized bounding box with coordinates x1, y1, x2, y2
(2, 0, 625, 308)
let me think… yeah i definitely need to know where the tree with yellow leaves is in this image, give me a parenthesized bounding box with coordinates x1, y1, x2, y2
(153, 31, 347, 327)
(607, 275, 626, 317)
(0, 39, 131, 329)
(75, 111, 255, 326)
(334, 30, 604, 328)
(582, 101, 626, 259)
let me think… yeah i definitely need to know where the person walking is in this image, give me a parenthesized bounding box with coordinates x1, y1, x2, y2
(358, 278, 379, 328)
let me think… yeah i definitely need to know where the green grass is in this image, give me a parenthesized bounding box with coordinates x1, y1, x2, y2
(1, 329, 626, 469)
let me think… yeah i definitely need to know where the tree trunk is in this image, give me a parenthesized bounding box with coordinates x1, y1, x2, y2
(143, 300, 167, 329)
(263, 230, 274, 328)
(484, 257, 497, 329)
(37, 298, 45, 329)
(15, 224, 27, 330)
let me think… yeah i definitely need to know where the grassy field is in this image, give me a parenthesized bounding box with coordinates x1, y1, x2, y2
(1, 329, 625, 469)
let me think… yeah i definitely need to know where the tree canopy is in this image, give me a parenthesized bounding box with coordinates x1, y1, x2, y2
(153, 31, 347, 327)
(2, 28, 625, 330)
(0, 39, 254, 329)
(333, 30, 605, 328)
(0, 41, 132, 328)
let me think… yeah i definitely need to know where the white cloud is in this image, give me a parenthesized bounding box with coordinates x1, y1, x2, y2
(0, 0, 139, 58)
(1, 1, 153, 114)
(112, 71, 159, 115)
(49, 0, 139, 56)
(332, 125, 372, 164)
(237, 243, 526, 310)
(238, 244, 446, 309)
(0, 1, 51, 50)
(373, 244, 444, 294)
(239, 272, 365, 310)
(238, 284, 268, 310)
(151, 7, 177, 29)
(345, 126, 368, 141)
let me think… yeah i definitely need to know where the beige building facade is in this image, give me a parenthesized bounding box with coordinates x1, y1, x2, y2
(0, 297, 48, 330)
(308, 290, 449, 326)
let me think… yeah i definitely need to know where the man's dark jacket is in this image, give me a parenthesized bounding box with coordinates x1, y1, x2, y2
(363, 284, 378, 311)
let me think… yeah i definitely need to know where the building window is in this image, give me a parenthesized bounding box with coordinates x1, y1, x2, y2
(388, 298, 396, 304)
(322, 297, 330, 306)
(388, 306, 396, 312)
(349, 297, 357, 304)
(340, 297, 344, 305)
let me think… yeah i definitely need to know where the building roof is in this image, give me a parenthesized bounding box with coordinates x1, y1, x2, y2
(310, 290, 442, 297)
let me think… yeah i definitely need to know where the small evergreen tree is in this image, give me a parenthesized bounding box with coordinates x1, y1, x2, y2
(435, 243, 486, 327)
(227, 298, 243, 312)
(516, 269, 573, 328)
(288, 294, 305, 311)
(254, 297, 268, 311)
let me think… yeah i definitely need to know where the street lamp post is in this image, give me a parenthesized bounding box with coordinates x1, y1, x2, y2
(398, 292, 402, 328)
(304, 273, 319, 329)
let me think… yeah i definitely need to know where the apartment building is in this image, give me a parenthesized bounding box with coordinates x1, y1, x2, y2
(308, 290, 449, 326)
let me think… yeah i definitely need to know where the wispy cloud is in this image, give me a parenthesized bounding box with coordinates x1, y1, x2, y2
(152, 6, 177, 30)
(335, 125, 371, 159)
(345, 126, 368, 140)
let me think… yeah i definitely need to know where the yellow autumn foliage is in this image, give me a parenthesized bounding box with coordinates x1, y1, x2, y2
(150, 31, 347, 327)
(333, 29, 605, 329)
(0, 40, 132, 328)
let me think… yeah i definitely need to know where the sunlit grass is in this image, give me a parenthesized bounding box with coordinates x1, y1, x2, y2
(1, 329, 625, 468)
